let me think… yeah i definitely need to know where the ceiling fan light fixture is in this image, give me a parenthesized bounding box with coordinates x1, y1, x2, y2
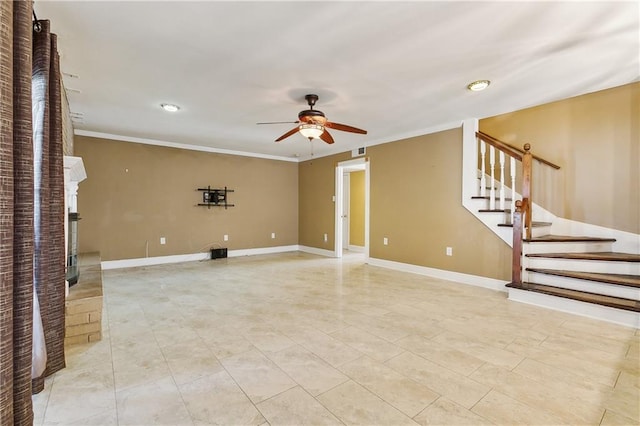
(160, 103, 180, 112)
(467, 80, 491, 91)
(299, 123, 324, 139)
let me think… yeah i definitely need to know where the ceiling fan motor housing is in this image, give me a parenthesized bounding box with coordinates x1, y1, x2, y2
(298, 109, 325, 121)
(299, 94, 325, 123)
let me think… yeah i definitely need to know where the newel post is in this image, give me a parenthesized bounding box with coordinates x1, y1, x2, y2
(521, 143, 533, 240)
(512, 200, 524, 286)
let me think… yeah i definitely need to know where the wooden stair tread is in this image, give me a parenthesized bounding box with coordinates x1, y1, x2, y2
(525, 235, 616, 243)
(471, 196, 513, 201)
(506, 282, 639, 312)
(526, 252, 640, 262)
(498, 221, 552, 228)
(526, 268, 640, 288)
(478, 209, 510, 213)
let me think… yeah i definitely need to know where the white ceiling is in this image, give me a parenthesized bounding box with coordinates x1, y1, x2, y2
(36, 1, 639, 161)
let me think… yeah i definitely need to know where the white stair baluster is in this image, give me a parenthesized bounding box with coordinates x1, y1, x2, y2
(499, 151, 506, 210)
(489, 146, 496, 210)
(510, 157, 516, 223)
(480, 140, 486, 197)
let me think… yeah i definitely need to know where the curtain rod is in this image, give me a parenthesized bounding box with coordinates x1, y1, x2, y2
(33, 8, 42, 32)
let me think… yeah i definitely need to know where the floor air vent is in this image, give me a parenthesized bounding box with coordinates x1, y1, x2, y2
(210, 248, 228, 259)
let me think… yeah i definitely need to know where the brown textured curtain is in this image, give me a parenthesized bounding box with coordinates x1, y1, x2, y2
(1, 4, 66, 424)
(1, 2, 36, 425)
(31, 20, 66, 393)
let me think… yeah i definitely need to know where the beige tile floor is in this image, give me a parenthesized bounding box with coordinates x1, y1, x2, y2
(33, 252, 639, 425)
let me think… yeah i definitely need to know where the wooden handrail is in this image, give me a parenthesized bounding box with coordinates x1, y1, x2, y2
(476, 131, 560, 170)
(477, 131, 523, 162)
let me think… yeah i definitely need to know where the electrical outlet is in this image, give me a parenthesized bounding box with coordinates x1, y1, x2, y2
(160, 237, 166, 245)
(223, 234, 229, 242)
(332, 195, 336, 202)
(446, 247, 453, 256)
(383, 237, 388, 245)
(271, 232, 276, 239)
(323, 233, 328, 243)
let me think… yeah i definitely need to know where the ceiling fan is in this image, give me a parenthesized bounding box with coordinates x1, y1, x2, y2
(257, 94, 367, 144)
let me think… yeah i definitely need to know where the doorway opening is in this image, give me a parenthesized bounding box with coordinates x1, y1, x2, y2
(334, 157, 369, 261)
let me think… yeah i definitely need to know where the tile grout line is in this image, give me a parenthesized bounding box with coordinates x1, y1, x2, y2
(34, 371, 55, 425)
(216, 347, 274, 424)
(334, 353, 442, 420)
(598, 409, 607, 425)
(103, 291, 121, 426)
(160, 280, 221, 426)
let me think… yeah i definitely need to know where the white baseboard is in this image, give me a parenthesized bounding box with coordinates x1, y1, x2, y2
(367, 257, 508, 292)
(102, 252, 209, 269)
(298, 245, 336, 257)
(347, 245, 365, 253)
(102, 245, 300, 270)
(228, 245, 298, 258)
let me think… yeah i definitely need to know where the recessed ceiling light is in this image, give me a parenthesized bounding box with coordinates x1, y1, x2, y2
(467, 80, 491, 91)
(160, 103, 180, 112)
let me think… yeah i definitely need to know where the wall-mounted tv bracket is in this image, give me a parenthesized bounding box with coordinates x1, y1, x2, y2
(196, 186, 235, 209)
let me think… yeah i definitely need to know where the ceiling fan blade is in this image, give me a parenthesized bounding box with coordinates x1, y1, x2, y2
(326, 122, 367, 134)
(275, 126, 300, 142)
(319, 129, 335, 144)
(257, 121, 299, 125)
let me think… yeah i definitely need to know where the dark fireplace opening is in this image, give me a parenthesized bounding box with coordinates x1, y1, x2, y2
(67, 212, 80, 286)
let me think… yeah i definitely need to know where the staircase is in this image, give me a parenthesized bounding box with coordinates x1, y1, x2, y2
(464, 125, 639, 328)
(509, 233, 638, 327)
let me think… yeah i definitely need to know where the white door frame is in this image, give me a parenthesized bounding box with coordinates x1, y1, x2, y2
(342, 172, 350, 249)
(334, 157, 369, 260)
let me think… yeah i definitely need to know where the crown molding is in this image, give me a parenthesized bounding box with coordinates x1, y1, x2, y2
(74, 130, 299, 162)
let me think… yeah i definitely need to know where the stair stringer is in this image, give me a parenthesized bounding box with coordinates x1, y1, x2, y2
(464, 181, 557, 247)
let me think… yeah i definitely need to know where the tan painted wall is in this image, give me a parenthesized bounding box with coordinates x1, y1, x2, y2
(298, 129, 512, 280)
(349, 171, 365, 247)
(298, 152, 351, 250)
(75, 136, 298, 261)
(481, 82, 639, 234)
(368, 128, 511, 280)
